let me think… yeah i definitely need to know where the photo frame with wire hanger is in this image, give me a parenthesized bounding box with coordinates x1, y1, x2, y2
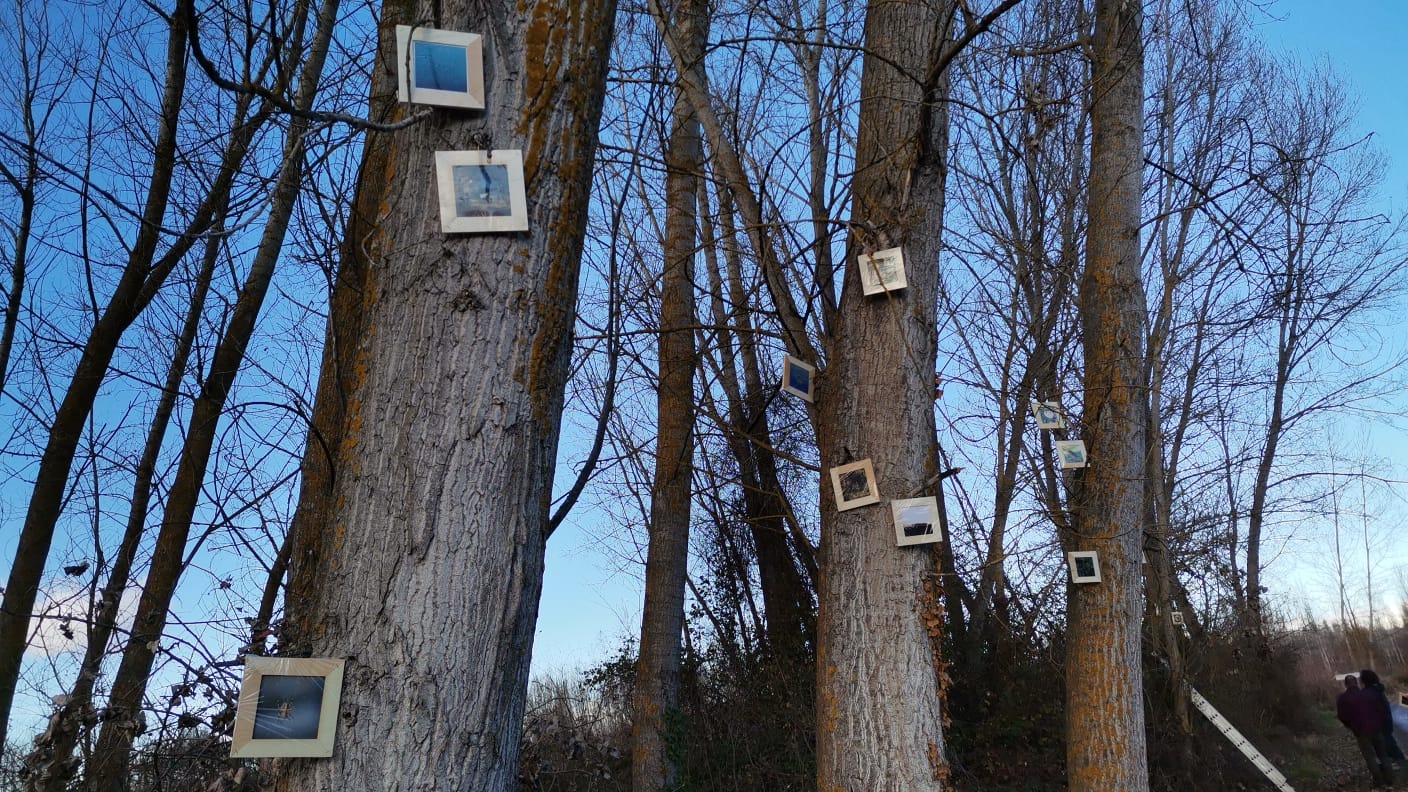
(396, 25, 486, 109)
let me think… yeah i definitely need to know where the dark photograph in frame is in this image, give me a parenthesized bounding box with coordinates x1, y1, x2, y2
(230, 656, 346, 759)
(829, 459, 879, 511)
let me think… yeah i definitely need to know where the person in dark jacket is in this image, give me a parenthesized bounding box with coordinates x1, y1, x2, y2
(1360, 669, 1407, 766)
(1340, 675, 1395, 787)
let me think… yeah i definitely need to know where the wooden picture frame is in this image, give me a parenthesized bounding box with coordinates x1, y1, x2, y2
(857, 247, 907, 296)
(891, 497, 941, 547)
(1055, 439, 1088, 469)
(395, 26, 485, 109)
(1066, 550, 1101, 584)
(829, 459, 879, 511)
(1031, 400, 1065, 430)
(780, 355, 816, 402)
(230, 656, 345, 758)
(435, 150, 529, 234)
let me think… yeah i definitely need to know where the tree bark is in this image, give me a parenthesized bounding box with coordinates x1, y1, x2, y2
(1062, 0, 1149, 788)
(272, 0, 616, 787)
(631, 0, 703, 785)
(814, 1, 954, 789)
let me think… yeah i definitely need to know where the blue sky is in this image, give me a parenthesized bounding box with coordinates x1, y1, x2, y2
(1263, 0, 1408, 200)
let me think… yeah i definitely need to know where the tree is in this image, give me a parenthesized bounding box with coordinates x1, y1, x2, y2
(812, 0, 968, 786)
(0, 0, 276, 746)
(83, 0, 340, 784)
(631, 0, 704, 786)
(271, 0, 618, 787)
(1061, 0, 1148, 787)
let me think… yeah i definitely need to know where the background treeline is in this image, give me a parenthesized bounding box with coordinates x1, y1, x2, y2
(1, 0, 1405, 789)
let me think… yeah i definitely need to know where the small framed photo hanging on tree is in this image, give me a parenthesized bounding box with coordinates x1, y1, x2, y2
(890, 497, 941, 547)
(395, 26, 486, 109)
(1066, 550, 1101, 584)
(435, 150, 529, 234)
(1030, 400, 1065, 430)
(780, 355, 816, 402)
(829, 459, 879, 511)
(1054, 439, 1088, 469)
(230, 656, 346, 758)
(856, 246, 907, 296)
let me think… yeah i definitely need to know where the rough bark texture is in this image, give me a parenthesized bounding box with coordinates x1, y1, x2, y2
(272, 0, 616, 788)
(814, 1, 953, 789)
(631, 0, 702, 785)
(1063, 0, 1149, 788)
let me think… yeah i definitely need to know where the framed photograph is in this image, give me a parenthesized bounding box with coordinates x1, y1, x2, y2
(1066, 550, 1101, 584)
(857, 247, 907, 296)
(435, 150, 529, 234)
(395, 26, 485, 109)
(1030, 400, 1065, 430)
(1054, 439, 1088, 469)
(780, 355, 816, 402)
(230, 656, 345, 758)
(829, 459, 879, 511)
(891, 497, 941, 547)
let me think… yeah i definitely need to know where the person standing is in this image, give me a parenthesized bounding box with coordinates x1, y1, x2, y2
(1360, 669, 1407, 766)
(1340, 675, 1395, 787)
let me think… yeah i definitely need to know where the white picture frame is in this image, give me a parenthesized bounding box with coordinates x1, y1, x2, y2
(1055, 439, 1088, 469)
(891, 497, 941, 547)
(435, 150, 529, 234)
(857, 246, 907, 296)
(1031, 400, 1065, 430)
(1171, 610, 1185, 626)
(395, 26, 485, 109)
(780, 355, 816, 402)
(829, 459, 879, 511)
(230, 656, 346, 758)
(1067, 550, 1101, 584)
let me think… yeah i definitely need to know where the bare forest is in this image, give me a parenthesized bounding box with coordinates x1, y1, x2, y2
(2, 0, 1407, 790)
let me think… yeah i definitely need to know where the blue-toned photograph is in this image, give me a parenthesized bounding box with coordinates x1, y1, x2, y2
(413, 41, 469, 94)
(787, 363, 810, 394)
(453, 164, 513, 217)
(251, 674, 325, 740)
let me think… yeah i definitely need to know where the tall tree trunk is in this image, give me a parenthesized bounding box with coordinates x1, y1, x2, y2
(631, 0, 703, 785)
(814, 1, 954, 788)
(1063, 0, 1149, 788)
(22, 222, 223, 792)
(272, 0, 616, 787)
(705, 190, 815, 656)
(0, 2, 228, 745)
(85, 1, 334, 784)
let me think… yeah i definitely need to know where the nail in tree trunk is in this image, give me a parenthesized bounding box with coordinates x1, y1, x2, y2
(1062, 0, 1150, 788)
(271, 0, 616, 788)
